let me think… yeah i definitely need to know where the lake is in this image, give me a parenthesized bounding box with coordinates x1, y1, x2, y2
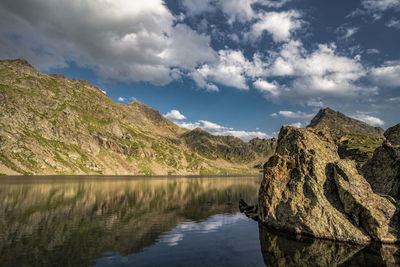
(0, 176, 398, 267)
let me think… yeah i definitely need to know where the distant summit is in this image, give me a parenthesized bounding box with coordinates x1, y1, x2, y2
(308, 108, 384, 140)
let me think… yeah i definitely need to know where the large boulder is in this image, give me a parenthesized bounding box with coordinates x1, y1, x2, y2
(363, 123, 400, 199)
(258, 126, 399, 244)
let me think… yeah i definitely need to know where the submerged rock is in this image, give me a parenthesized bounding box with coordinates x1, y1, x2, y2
(258, 126, 399, 244)
(363, 123, 400, 200)
(239, 199, 259, 221)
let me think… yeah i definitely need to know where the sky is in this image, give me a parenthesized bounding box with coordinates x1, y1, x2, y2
(1, 0, 399, 141)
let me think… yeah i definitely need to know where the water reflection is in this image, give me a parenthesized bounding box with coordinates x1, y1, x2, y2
(258, 223, 400, 266)
(1, 176, 400, 266)
(0, 176, 260, 266)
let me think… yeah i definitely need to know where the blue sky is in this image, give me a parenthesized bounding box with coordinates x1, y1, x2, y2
(1, 0, 399, 140)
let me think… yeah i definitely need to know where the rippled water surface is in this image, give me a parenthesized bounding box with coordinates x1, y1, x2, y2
(0, 176, 398, 266)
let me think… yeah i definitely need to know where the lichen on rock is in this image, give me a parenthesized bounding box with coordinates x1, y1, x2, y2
(258, 126, 399, 244)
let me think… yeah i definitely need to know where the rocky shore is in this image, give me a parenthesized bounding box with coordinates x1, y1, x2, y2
(256, 123, 400, 244)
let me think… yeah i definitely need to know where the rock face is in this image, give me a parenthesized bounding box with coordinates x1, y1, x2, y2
(308, 108, 384, 140)
(258, 126, 399, 244)
(385, 123, 400, 146)
(363, 123, 400, 199)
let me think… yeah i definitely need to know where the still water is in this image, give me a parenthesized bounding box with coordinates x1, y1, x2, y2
(0, 176, 399, 267)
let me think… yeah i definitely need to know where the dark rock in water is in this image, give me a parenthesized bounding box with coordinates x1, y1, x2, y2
(258, 126, 399, 244)
(239, 199, 259, 221)
(363, 123, 400, 200)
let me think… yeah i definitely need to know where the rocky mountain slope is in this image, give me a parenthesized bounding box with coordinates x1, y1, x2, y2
(308, 107, 384, 140)
(259, 126, 400, 244)
(308, 108, 385, 170)
(0, 59, 275, 176)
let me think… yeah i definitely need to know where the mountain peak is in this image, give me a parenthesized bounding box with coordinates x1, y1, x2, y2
(308, 107, 384, 140)
(0, 58, 37, 74)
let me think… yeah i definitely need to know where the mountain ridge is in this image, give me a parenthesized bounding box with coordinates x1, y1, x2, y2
(0, 58, 275, 176)
(308, 107, 384, 140)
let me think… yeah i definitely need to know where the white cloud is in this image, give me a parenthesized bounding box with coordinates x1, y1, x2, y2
(386, 18, 400, 29)
(306, 99, 324, 108)
(362, 0, 400, 12)
(117, 97, 125, 102)
(338, 26, 359, 39)
(181, 0, 292, 23)
(352, 114, 385, 126)
(271, 110, 315, 119)
(214, 130, 269, 140)
(260, 0, 293, 8)
(288, 122, 303, 128)
(261, 40, 371, 101)
(164, 109, 187, 120)
(191, 50, 266, 90)
(366, 48, 380, 54)
(100, 90, 107, 95)
(177, 121, 201, 130)
(370, 61, 400, 87)
(0, 0, 216, 85)
(198, 120, 229, 130)
(176, 119, 270, 141)
(388, 97, 400, 102)
(250, 10, 302, 42)
(253, 79, 280, 96)
(180, 0, 215, 16)
(349, 0, 400, 20)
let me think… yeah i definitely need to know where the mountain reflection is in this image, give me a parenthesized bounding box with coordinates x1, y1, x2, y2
(2, 176, 400, 267)
(0, 176, 260, 267)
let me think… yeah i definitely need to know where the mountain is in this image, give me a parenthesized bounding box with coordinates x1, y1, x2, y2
(308, 108, 385, 169)
(0, 59, 275, 176)
(308, 108, 384, 140)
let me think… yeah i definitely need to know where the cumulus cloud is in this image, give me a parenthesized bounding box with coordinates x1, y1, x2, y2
(175, 119, 270, 141)
(288, 122, 303, 128)
(117, 97, 126, 102)
(271, 110, 315, 119)
(164, 109, 187, 120)
(253, 79, 280, 96)
(352, 113, 385, 126)
(250, 10, 302, 42)
(259, 40, 372, 102)
(181, 0, 292, 23)
(191, 50, 266, 90)
(0, 0, 216, 84)
(370, 61, 400, 87)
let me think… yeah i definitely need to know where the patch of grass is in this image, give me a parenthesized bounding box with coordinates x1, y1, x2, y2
(337, 135, 384, 153)
(138, 159, 155, 176)
(0, 152, 31, 175)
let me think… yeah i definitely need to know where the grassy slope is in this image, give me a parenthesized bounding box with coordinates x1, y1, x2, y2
(0, 59, 273, 175)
